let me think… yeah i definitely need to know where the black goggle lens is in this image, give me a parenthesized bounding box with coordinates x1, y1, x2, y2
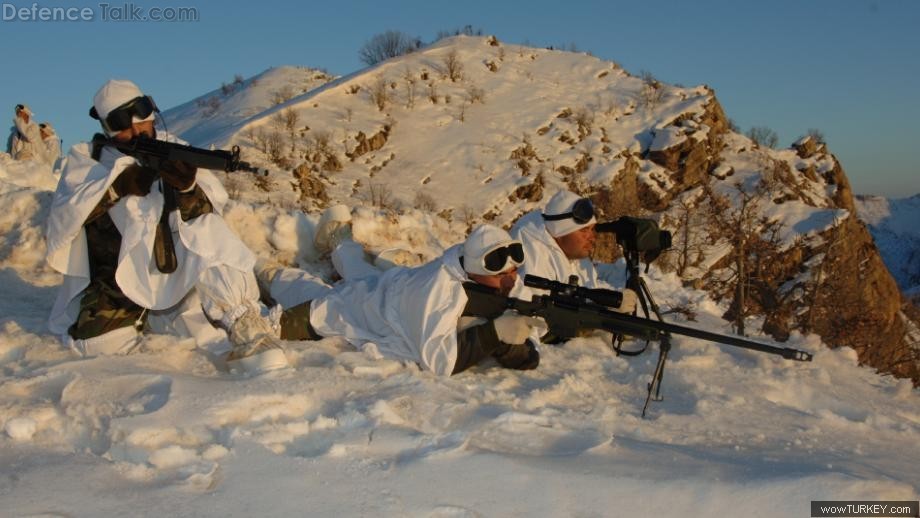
(103, 96, 155, 133)
(483, 242, 525, 273)
(542, 198, 595, 224)
(570, 198, 595, 223)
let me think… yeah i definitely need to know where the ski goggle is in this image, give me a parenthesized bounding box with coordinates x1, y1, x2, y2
(90, 95, 157, 133)
(481, 242, 525, 274)
(542, 198, 595, 224)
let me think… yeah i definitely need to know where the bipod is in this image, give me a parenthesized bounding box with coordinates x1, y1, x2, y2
(618, 249, 673, 418)
(642, 333, 671, 418)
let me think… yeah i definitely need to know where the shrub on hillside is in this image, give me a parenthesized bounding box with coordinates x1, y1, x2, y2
(747, 126, 779, 149)
(358, 30, 421, 66)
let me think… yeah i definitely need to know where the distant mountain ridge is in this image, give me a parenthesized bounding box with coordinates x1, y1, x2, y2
(856, 194, 920, 298)
(161, 35, 920, 384)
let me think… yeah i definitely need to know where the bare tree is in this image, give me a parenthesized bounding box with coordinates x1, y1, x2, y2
(668, 195, 708, 278)
(443, 50, 463, 82)
(367, 182, 395, 210)
(705, 182, 784, 336)
(806, 127, 826, 144)
(271, 85, 296, 105)
(402, 67, 417, 109)
(274, 108, 300, 154)
(465, 83, 486, 104)
(369, 76, 389, 111)
(640, 82, 663, 108)
(358, 30, 420, 66)
(747, 126, 779, 149)
(460, 204, 477, 228)
(572, 106, 594, 139)
(413, 191, 437, 212)
(264, 130, 287, 167)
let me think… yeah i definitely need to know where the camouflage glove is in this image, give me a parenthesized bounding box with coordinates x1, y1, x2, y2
(493, 339, 540, 370)
(160, 160, 197, 191)
(111, 164, 158, 198)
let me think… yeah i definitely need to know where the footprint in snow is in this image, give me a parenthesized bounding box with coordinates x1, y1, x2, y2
(469, 412, 605, 456)
(60, 374, 172, 418)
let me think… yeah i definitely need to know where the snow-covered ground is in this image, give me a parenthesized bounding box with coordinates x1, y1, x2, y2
(0, 154, 918, 517)
(856, 194, 920, 298)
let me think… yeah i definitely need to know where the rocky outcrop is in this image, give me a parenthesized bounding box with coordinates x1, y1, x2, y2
(346, 125, 391, 160)
(822, 157, 856, 213)
(803, 216, 915, 380)
(643, 98, 728, 208)
(588, 91, 917, 384)
(292, 163, 329, 209)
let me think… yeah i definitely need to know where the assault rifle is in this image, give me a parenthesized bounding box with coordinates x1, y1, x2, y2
(91, 134, 268, 175)
(90, 134, 268, 274)
(462, 274, 813, 417)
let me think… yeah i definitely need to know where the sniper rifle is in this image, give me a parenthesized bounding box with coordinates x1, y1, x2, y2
(462, 274, 813, 417)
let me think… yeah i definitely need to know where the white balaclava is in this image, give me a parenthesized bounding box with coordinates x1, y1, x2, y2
(463, 224, 522, 276)
(542, 190, 596, 237)
(92, 79, 154, 135)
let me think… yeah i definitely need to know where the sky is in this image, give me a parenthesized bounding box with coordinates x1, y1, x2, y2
(1, 0, 917, 197)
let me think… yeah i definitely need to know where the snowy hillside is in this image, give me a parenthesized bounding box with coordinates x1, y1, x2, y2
(161, 66, 336, 148)
(1, 37, 918, 516)
(856, 194, 920, 298)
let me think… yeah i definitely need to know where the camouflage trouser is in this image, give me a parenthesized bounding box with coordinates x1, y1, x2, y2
(68, 278, 146, 340)
(279, 300, 321, 341)
(69, 183, 217, 341)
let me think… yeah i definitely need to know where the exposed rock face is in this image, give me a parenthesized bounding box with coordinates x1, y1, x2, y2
(589, 92, 917, 384)
(346, 126, 391, 160)
(802, 216, 915, 380)
(292, 163, 328, 209)
(822, 157, 856, 213)
(643, 99, 728, 208)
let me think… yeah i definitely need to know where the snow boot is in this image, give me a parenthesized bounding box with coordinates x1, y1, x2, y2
(314, 204, 353, 254)
(226, 307, 289, 374)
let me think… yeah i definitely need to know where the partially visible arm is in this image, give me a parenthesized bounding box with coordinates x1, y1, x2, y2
(452, 319, 540, 374)
(453, 320, 503, 374)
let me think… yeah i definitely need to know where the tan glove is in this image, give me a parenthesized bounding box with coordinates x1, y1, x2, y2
(492, 312, 542, 345)
(617, 288, 638, 314)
